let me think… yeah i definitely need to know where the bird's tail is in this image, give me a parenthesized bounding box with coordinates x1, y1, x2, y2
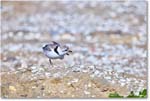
(66, 50, 72, 55)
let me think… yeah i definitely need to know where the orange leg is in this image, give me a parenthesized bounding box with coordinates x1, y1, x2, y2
(49, 59, 53, 66)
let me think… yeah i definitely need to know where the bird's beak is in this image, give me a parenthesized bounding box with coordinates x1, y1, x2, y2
(68, 50, 72, 53)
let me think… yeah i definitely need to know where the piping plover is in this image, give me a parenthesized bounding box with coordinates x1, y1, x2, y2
(42, 41, 72, 65)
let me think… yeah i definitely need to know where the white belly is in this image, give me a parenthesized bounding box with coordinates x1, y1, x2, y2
(44, 50, 60, 59)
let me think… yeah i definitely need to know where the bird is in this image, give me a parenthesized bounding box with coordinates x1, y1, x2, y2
(42, 41, 72, 66)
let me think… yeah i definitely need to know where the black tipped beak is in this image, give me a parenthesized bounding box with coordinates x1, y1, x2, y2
(68, 50, 72, 53)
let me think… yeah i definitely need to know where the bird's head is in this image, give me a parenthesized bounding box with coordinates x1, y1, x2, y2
(61, 45, 72, 55)
(42, 44, 51, 51)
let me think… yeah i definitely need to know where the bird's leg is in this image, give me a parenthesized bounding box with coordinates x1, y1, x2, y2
(49, 59, 53, 66)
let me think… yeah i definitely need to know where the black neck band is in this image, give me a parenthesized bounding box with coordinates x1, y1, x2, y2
(54, 46, 59, 55)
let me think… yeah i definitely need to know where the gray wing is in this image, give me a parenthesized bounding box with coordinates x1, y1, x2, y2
(52, 41, 60, 46)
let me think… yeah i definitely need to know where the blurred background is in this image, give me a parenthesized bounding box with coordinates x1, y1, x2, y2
(1, 1, 147, 98)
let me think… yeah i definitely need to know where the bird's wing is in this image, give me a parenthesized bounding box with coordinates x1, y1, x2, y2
(52, 41, 60, 46)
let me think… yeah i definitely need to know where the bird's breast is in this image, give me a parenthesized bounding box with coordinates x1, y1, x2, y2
(44, 50, 60, 59)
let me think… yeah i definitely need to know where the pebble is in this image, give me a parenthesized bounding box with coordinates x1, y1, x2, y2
(120, 79, 126, 82)
(91, 95, 96, 97)
(88, 65, 95, 70)
(8, 32, 13, 37)
(105, 76, 111, 80)
(82, 70, 88, 73)
(84, 90, 91, 95)
(45, 72, 51, 77)
(120, 82, 126, 87)
(32, 86, 36, 89)
(31, 69, 38, 73)
(72, 68, 81, 72)
(71, 78, 79, 83)
(90, 74, 95, 78)
(60, 90, 64, 93)
(94, 70, 99, 76)
(87, 83, 92, 88)
(111, 80, 116, 84)
(53, 72, 61, 78)
(31, 66, 37, 70)
(9, 86, 16, 92)
(17, 32, 24, 37)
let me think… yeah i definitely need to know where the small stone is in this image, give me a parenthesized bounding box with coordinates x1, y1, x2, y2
(39, 68, 45, 72)
(60, 90, 64, 93)
(8, 32, 13, 37)
(90, 74, 95, 78)
(88, 83, 92, 88)
(31, 66, 37, 70)
(20, 94, 27, 97)
(9, 86, 16, 92)
(94, 70, 99, 76)
(105, 76, 111, 80)
(84, 90, 90, 95)
(120, 79, 126, 82)
(72, 67, 81, 72)
(71, 78, 79, 83)
(31, 69, 38, 73)
(45, 72, 51, 77)
(88, 65, 95, 70)
(53, 72, 61, 78)
(111, 80, 115, 84)
(32, 86, 36, 89)
(120, 82, 126, 87)
(101, 88, 109, 92)
(67, 82, 71, 85)
(41, 87, 44, 90)
(72, 95, 75, 97)
(82, 70, 88, 73)
(92, 95, 96, 97)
